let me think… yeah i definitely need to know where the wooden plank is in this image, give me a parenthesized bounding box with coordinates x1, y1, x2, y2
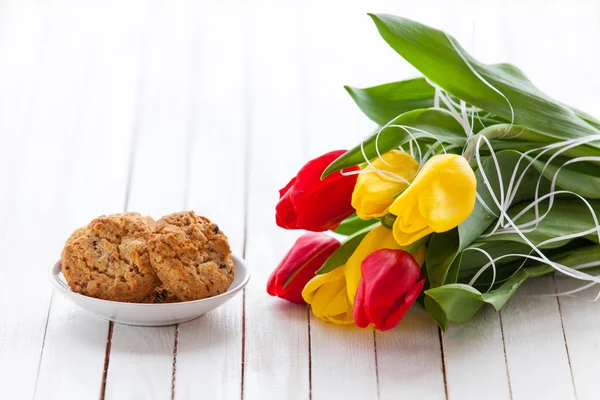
(299, 2, 378, 399)
(242, 2, 310, 399)
(102, 2, 200, 399)
(33, 2, 147, 398)
(377, 310, 445, 400)
(0, 2, 111, 399)
(443, 308, 510, 400)
(0, 2, 111, 398)
(501, 277, 575, 400)
(173, 1, 246, 399)
(556, 276, 600, 400)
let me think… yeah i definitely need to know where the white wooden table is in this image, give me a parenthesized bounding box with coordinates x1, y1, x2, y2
(2, 1, 600, 399)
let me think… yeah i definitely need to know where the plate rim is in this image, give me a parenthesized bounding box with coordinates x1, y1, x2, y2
(50, 253, 251, 307)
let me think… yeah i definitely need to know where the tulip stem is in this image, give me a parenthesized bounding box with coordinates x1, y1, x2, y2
(403, 235, 430, 256)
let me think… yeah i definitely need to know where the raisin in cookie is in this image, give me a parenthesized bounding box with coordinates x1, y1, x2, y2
(141, 285, 181, 304)
(148, 211, 235, 301)
(61, 212, 161, 302)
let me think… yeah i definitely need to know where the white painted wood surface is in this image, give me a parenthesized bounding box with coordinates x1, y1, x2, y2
(1, 1, 600, 399)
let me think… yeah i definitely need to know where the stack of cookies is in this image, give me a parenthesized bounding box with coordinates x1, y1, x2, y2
(60, 211, 235, 303)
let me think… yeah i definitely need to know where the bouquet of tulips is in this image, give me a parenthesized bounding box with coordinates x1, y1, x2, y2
(267, 14, 600, 331)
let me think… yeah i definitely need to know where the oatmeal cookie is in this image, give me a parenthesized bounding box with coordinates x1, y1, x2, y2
(141, 285, 181, 304)
(61, 212, 161, 302)
(148, 211, 235, 301)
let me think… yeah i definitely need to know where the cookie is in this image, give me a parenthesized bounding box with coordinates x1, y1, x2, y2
(141, 285, 181, 304)
(148, 211, 235, 301)
(61, 212, 161, 302)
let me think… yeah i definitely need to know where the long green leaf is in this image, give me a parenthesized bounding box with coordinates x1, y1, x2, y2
(333, 213, 378, 236)
(425, 245, 600, 330)
(479, 197, 600, 248)
(368, 14, 600, 147)
(344, 78, 435, 125)
(317, 224, 378, 274)
(529, 156, 600, 199)
(322, 108, 466, 178)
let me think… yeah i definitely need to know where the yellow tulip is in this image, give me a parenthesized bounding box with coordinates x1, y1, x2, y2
(389, 154, 476, 246)
(302, 267, 354, 325)
(351, 150, 420, 220)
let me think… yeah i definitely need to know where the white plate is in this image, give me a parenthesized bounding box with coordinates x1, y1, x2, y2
(50, 254, 250, 326)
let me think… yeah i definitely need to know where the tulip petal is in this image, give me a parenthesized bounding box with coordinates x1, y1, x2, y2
(353, 279, 370, 328)
(295, 175, 358, 230)
(302, 267, 345, 303)
(279, 176, 297, 198)
(268, 233, 341, 304)
(275, 188, 299, 229)
(291, 150, 348, 201)
(276, 150, 359, 232)
(310, 278, 345, 318)
(360, 250, 422, 306)
(377, 276, 425, 331)
(352, 150, 419, 220)
(418, 156, 476, 232)
(392, 223, 433, 247)
(303, 267, 355, 325)
(353, 249, 425, 331)
(389, 154, 476, 246)
(343, 225, 401, 304)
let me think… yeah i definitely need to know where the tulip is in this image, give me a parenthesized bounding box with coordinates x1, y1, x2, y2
(354, 249, 425, 331)
(267, 233, 340, 304)
(389, 154, 476, 246)
(343, 225, 401, 304)
(343, 225, 426, 305)
(351, 150, 419, 220)
(302, 267, 354, 325)
(276, 150, 359, 232)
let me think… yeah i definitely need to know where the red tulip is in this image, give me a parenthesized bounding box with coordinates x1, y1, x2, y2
(267, 233, 340, 304)
(354, 249, 425, 331)
(276, 150, 359, 232)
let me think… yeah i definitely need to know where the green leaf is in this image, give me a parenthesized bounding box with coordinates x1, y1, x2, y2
(425, 284, 485, 330)
(572, 107, 600, 130)
(344, 78, 435, 125)
(425, 244, 600, 330)
(479, 197, 600, 248)
(333, 213, 378, 236)
(317, 224, 378, 274)
(529, 155, 600, 199)
(345, 76, 509, 128)
(368, 14, 600, 147)
(322, 108, 467, 178)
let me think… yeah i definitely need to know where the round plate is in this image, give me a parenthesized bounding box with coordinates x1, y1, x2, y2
(50, 254, 250, 326)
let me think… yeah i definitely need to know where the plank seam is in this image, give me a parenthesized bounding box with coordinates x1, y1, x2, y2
(32, 292, 54, 399)
(499, 311, 514, 399)
(240, 18, 253, 398)
(307, 309, 313, 400)
(553, 275, 578, 399)
(373, 329, 380, 400)
(99, 322, 114, 400)
(438, 328, 449, 399)
(171, 326, 180, 400)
